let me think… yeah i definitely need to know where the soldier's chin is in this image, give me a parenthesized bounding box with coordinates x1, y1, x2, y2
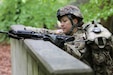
(63, 31, 68, 34)
(62, 30, 65, 33)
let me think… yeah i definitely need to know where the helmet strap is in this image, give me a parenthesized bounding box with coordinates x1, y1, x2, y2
(66, 15, 77, 35)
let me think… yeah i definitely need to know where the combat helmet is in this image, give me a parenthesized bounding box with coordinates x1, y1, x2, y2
(57, 5, 83, 24)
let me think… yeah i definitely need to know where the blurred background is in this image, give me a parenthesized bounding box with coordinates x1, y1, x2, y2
(0, 0, 113, 75)
(0, 0, 113, 42)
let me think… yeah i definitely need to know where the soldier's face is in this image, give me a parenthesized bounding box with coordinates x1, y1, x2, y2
(60, 16, 77, 34)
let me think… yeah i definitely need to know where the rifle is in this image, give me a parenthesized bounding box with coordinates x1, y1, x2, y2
(0, 30, 75, 48)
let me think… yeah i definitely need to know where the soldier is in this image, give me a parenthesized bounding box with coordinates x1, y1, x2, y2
(56, 5, 87, 59)
(25, 5, 113, 75)
(26, 5, 86, 59)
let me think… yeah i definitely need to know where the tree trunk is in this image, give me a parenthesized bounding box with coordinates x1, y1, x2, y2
(101, 15, 113, 33)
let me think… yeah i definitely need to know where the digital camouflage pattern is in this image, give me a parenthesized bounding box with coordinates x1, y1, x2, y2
(25, 26, 61, 34)
(57, 5, 83, 21)
(65, 22, 113, 75)
(64, 28, 86, 59)
(83, 21, 113, 75)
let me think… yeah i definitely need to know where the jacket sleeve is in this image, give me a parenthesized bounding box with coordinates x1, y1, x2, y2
(25, 26, 63, 34)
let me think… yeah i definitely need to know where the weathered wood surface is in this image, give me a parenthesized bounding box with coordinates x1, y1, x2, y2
(10, 25, 93, 75)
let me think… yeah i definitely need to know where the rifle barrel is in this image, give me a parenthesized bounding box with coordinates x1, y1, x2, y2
(0, 31, 8, 34)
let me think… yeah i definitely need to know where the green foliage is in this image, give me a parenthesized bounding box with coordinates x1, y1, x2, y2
(0, 0, 70, 42)
(0, 0, 69, 29)
(80, 0, 113, 23)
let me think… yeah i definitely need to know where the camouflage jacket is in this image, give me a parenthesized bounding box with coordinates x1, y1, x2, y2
(64, 28, 86, 59)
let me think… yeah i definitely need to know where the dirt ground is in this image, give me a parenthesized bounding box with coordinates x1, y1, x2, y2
(0, 43, 11, 75)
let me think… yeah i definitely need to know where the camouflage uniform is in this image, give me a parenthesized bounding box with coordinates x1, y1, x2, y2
(83, 21, 113, 75)
(64, 28, 86, 59)
(64, 21, 113, 75)
(24, 27, 57, 34)
(56, 5, 86, 59)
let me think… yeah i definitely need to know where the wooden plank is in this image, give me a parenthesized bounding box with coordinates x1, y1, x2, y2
(33, 59, 39, 75)
(10, 38, 16, 75)
(27, 54, 33, 75)
(38, 67, 46, 75)
(24, 39, 93, 75)
(11, 39, 27, 75)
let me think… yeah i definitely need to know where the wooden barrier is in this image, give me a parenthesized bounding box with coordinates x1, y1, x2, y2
(10, 25, 93, 75)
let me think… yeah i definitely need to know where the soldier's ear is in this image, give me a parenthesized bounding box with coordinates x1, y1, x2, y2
(73, 19, 78, 24)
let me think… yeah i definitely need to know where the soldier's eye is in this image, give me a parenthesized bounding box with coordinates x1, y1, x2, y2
(63, 20, 67, 22)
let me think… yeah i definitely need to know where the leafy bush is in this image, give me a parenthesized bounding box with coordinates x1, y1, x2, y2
(80, 0, 113, 22)
(0, 0, 70, 42)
